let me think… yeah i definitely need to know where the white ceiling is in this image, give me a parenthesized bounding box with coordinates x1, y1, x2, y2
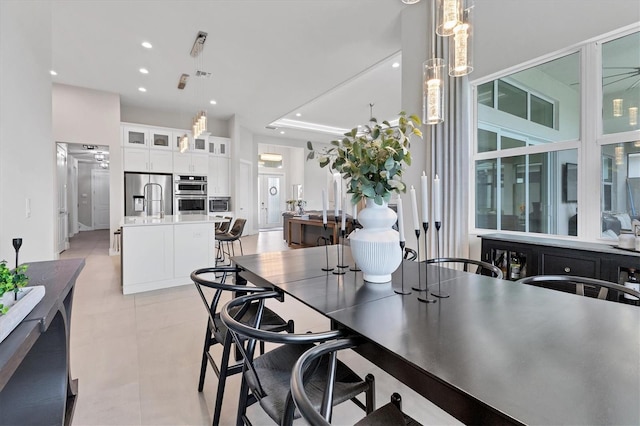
(51, 0, 407, 144)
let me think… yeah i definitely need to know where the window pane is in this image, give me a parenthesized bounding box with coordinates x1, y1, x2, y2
(477, 52, 580, 145)
(478, 82, 494, 107)
(475, 149, 578, 235)
(500, 155, 526, 231)
(478, 128, 497, 153)
(531, 95, 554, 128)
(475, 159, 497, 229)
(501, 135, 526, 150)
(497, 81, 527, 119)
(600, 141, 640, 240)
(602, 32, 640, 135)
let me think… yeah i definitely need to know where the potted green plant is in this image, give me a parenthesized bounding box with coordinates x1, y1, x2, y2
(307, 112, 422, 283)
(306, 111, 422, 206)
(0, 261, 29, 314)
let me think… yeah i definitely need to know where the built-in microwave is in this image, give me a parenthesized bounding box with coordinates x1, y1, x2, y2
(209, 197, 230, 212)
(174, 175, 207, 195)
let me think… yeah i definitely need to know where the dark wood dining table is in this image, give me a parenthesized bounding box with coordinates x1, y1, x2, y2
(232, 246, 640, 425)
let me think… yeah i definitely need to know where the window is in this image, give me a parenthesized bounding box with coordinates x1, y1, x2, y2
(599, 31, 640, 240)
(473, 28, 640, 240)
(474, 52, 580, 236)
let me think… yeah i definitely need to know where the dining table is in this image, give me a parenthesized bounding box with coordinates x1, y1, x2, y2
(232, 245, 640, 425)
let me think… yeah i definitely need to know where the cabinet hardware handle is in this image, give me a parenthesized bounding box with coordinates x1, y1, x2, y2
(564, 267, 571, 273)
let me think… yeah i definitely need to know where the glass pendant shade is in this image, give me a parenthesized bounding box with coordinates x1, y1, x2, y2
(630, 107, 638, 126)
(613, 98, 623, 117)
(436, 0, 461, 36)
(449, 1, 473, 76)
(179, 135, 189, 153)
(423, 58, 446, 125)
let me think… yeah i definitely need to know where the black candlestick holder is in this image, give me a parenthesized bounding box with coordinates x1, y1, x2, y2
(333, 218, 346, 275)
(321, 224, 334, 272)
(349, 219, 360, 272)
(417, 222, 436, 303)
(430, 221, 449, 298)
(411, 229, 422, 291)
(394, 241, 411, 295)
(13, 238, 22, 269)
(337, 229, 349, 269)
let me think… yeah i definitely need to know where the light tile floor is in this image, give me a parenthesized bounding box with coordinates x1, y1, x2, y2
(63, 229, 460, 425)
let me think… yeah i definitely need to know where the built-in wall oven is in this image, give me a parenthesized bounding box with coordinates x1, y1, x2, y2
(174, 175, 207, 215)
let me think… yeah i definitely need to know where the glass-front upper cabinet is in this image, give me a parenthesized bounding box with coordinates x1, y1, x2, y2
(602, 32, 640, 135)
(150, 129, 172, 150)
(123, 125, 149, 147)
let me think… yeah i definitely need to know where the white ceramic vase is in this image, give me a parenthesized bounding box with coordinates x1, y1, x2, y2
(348, 199, 402, 283)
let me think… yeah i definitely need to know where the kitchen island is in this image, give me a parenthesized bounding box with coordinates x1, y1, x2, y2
(120, 215, 225, 294)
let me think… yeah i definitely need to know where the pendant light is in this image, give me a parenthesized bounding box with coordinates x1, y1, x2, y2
(613, 98, 624, 117)
(423, 0, 445, 125)
(630, 107, 638, 126)
(436, 0, 461, 36)
(449, 0, 473, 77)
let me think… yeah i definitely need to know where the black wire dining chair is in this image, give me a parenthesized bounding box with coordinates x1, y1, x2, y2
(221, 291, 376, 426)
(517, 275, 640, 305)
(191, 266, 294, 426)
(426, 257, 503, 279)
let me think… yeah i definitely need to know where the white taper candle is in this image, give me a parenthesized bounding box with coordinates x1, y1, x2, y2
(410, 186, 420, 231)
(341, 196, 346, 231)
(397, 197, 405, 242)
(333, 180, 339, 218)
(434, 174, 442, 222)
(421, 171, 429, 224)
(322, 189, 327, 225)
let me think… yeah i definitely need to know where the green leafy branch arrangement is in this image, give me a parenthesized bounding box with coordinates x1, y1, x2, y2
(307, 112, 422, 205)
(0, 261, 29, 315)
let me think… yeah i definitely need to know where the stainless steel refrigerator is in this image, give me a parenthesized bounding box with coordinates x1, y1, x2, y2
(124, 172, 173, 217)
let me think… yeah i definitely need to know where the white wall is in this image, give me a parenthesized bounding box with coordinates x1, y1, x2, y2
(120, 105, 229, 138)
(473, 1, 640, 80)
(0, 1, 56, 263)
(52, 84, 121, 251)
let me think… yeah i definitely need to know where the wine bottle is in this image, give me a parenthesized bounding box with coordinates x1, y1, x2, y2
(624, 268, 639, 300)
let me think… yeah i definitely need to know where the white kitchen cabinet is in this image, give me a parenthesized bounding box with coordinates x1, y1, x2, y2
(123, 125, 149, 147)
(193, 136, 208, 153)
(173, 152, 208, 175)
(173, 223, 213, 277)
(149, 128, 172, 150)
(121, 224, 174, 292)
(208, 136, 230, 157)
(208, 156, 230, 196)
(123, 147, 173, 173)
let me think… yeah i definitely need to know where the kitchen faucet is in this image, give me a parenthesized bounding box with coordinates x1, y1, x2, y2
(143, 183, 164, 218)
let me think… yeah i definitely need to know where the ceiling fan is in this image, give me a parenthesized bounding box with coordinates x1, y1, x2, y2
(603, 66, 640, 91)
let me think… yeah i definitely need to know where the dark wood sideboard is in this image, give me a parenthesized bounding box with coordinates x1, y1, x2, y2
(480, 233, 640, 285)
(0, 258, 84, 425)
(283, 211, 354, 248)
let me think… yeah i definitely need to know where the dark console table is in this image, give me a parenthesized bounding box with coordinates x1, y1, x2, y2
(283, 211, 354, 247)
(480, 233, 640, 284)
(0, 258, 84, 425)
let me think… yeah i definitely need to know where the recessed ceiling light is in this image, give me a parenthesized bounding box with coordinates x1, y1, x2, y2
(210, 100, 217, 105)
(295, 112, 302, 117)
(280, 131, 285, 134)
(138, 87, 147, 92)
(50, 70, 57, 76)
(392, 62, 400, 68)
(139, 68, 149, 74)
(141, 41, 152, 49)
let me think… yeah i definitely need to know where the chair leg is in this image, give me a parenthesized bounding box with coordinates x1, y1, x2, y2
(238, 239, 244, 256)
(236, 373, 251, 426)
(365, 373, 376, 414)
(390, 392, 402, 411)
(212, 333, 234, 426)
(198, 326, 213, 392)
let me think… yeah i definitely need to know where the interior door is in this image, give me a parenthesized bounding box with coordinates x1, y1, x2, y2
(259, 173, 284, 229)
(56, 144, 68, 253)
(91, 169, 110, 229)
